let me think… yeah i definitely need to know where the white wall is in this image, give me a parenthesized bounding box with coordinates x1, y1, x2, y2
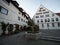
(0, 0, 28, 26)
(32, 5, 60, 30)
(0, 0, 28, 35)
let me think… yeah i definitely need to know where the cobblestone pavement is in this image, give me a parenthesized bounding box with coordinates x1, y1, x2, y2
(0, 32, 60, 45)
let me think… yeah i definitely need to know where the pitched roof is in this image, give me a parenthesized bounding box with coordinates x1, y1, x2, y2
(35, 4, 60, 17)
(55, 13, 60, 16)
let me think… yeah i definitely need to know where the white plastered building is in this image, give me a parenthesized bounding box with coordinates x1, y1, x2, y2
(0, 0, 30, 35)
(32, 5, 60, 30)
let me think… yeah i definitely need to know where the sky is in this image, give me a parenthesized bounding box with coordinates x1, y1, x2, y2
(16, 0, 60, 18)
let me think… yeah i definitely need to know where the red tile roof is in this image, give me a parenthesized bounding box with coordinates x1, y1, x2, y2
(55, 13, 60, 16)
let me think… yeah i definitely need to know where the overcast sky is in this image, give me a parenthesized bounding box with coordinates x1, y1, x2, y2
(16, 0, 60, 18)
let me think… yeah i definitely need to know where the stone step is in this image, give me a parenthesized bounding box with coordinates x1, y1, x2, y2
(41, 36, 60, 41)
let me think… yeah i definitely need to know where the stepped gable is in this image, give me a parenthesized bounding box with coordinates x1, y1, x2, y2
(35, 4, 55, 16)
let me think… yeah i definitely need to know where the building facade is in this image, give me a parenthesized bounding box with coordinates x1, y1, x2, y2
(0, 0, 30, 35)
(32, 5, 60, 30)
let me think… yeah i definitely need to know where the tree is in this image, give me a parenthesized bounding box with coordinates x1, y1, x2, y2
(23, 26, 26, 31)
(14, 24, 20, 33)
(34, 25, 39, 33)
(1, 22, 9, 35)
(28, 20, 32, 26)
(7, 24, 13, 35)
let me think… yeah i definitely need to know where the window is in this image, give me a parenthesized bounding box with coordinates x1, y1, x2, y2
(0, 6, 8, 15)
(45, 15, 49, 17)
(36, 16, 39, 18)
(43, 11, 49, 14)
(52, 23, 54, 27)
(37, 20, 39, 23)
(24, 20, 25, 22)
(52, 14, 54, 16)
(48, 18, 50, 22)
(39, 13, 42, 14)
(0, 6, 1, 11)
(36, 13, 42, 15)
(40, 15, 44, 17)
(21, 18, 23, 22)
(43, 9, 45, 11)
(56, 18, 59, 21)
(39, 9, 45, 12)
(26, 21, 28, 23)
(3, 0, 10, 5)
(57, 22, 60, 27)
(42, 24, 44, 27)
(40, 8, 43, 9)
(18, 17, 20, 21)
(39, 10, 41, 12)
(47, 23, 49, 27)
(45, 19, 47, 22)
(41, 19, 43, 22)
(51, 18, 54, 22)
(19, 12, 21, 14)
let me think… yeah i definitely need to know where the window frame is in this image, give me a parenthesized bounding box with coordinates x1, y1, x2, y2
(57, 22, 60, 27)
(45, 19, 47, 22)
(56, 18, 59, 21)
(42, 24, 44, 27)
(48, 18, 50, 22)
(18, 16, 20, 21)
(36, 16, 39, 18)
(51, 18, 54, 22)
(52, 23, 55, 27)
(52, 14, 54, 16)
(41, 19, 43, 22)
(21, 18, 23, 22)
(0, 6, 8, 15)
(47, 23, 49, 27)
(37, 20, 39, 23)
(45, 15, 49, 17)
(40, 15, 44, 17)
